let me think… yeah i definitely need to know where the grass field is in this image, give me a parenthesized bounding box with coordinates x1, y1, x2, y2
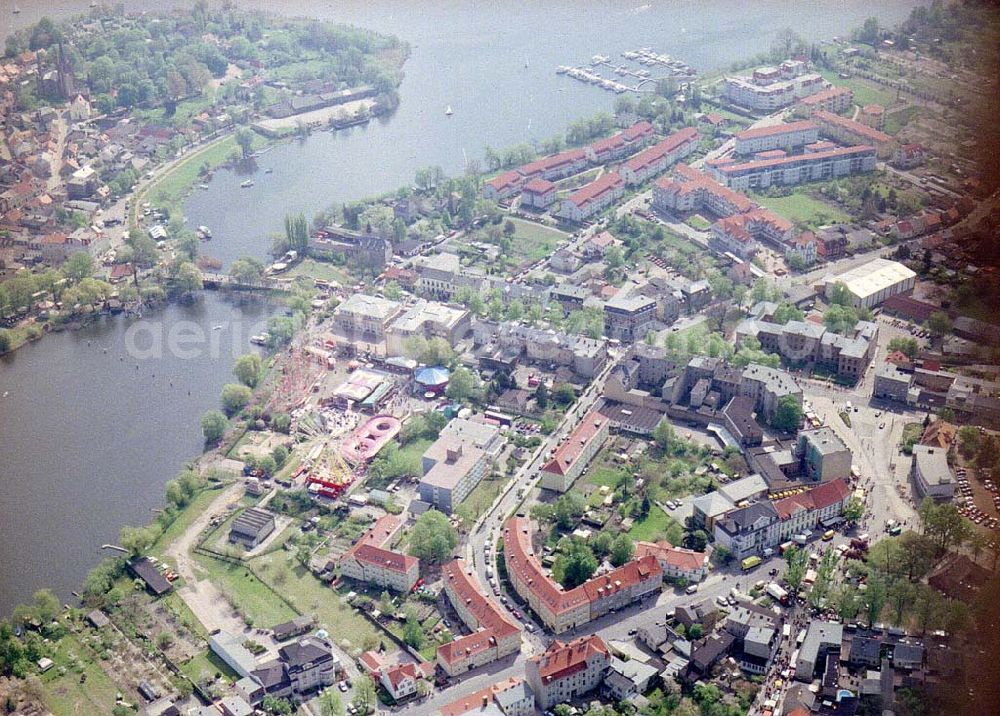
(150, 485, 228, 555)
(193, 553, 298, 627)
(627, 505, 685, 543)
(508, 217, 568, 263)
(284, 258, 354, 287)
(41, 633, 119, 716)
(751, 191, 850, 228)
(135, 94, 217, 129)
(178, 647, 239, 684)
(455, 475, 507, 524)
(684, 214, 712, 231)
(250, 550, 381, 652)
(818, 70, 897, 109)
(883, 106, 922, 135)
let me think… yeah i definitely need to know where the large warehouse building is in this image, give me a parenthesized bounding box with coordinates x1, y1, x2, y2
(824, 258, 916, 310)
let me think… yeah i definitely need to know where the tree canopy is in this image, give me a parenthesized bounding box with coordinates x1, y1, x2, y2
(407, 510, 458, 563)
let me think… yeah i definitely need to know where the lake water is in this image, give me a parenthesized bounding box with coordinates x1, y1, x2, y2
(1, 0, 921, 615)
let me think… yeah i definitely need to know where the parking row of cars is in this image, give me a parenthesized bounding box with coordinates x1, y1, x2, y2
(955, 468, 1000, 530)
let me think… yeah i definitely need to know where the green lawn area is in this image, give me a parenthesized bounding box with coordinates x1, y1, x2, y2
(178, 647, 239, 684)
(455, 476, 507, 524)
(750, 191, 850, 228)
(134, 93, 217, 129)
(284, 258, 354, 287)
(268, 56, 332, 82)
(587, 464, 625, 489)
(193, 553, 297, 627)
(684, 214, 712, 231)
(396, 438, 432, 467)
(250, 550, 381, 653)
(150, 485, 228, 555)
(507, 217, 568, 263)
(818, 70, 897, 109)
(627, 505, 684, 544)
(40, 633, 119, 716)
(883, 106, 922, 135)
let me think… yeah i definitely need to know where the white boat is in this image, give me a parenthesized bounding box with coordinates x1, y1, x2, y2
(240, 179, 254, 188)
(445, 105, 453, 116)
(250, 333, 270, 346)
(198, 183, 209, 190)
(197, 225, 212, 240)
(264, 168, 273, 174)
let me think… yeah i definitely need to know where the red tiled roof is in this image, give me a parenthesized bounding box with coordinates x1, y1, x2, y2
(589, 133, 625, 155)
(813, 110, 893, 144)
(437, 559, 519, 665)
(384, 662, 418, 689)
(350, 543, 418, 574)
(716, 144, 875, 175)
(654, 165, 755, 213)
(773, 478, 850, 520)
(635, 541, 708, 572)
(531, 635, 609, 683)
(486, 170, 522, 192)
(735, 120, 817, 142)
(341, 515, 416, 574)
(564, 172, 623, 208)
(518, 148, 585, 178)
(523, 178, 556, 194)
(503, 516, 662, 617)
(442, 560, 519, 639)
(624, 127, 700, 173)
(542, 409, 605, 476)
(799, 86, 852, 106)
(358, 650, 383, 673)
(622, 120, 655, 141)
(439, 678, 526, 716)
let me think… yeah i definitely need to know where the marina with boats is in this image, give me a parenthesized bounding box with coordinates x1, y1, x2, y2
(556, 47, 697, 94)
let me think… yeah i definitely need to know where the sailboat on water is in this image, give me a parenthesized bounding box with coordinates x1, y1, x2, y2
(445, 105, 453, 116)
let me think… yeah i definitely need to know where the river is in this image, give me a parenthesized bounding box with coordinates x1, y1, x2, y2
(1, 0, 922, 615)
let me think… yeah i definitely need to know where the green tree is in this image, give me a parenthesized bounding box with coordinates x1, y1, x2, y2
(63, 251, 94, 282)
(119, 524, 156, 558)
(235, 127, 255, 160)
(408, 509, 459, 563)
(770, 394, 803, 433)
(784, 545, 808, 591)
(823, 304, 859, 335)
(261, 696, 293, 715)
(828, 282, 853, 307)
(402, 608, 424, 648)
(919, 497, 971, 554)
(772, 303, 804, 325)
(229, 256, 265, 284)
(0, 329, 11, 355)
(843, 496, 865, 524)
(233, 353, 263, 387)
(445, 366, 480, 403)
(610, 533, 635, 566)
(534, 382, 549, 409)
(319, 688, 345, 716)
(553, 540, 598, 589)
(552, 383, 577, 406)
(888, 337, 920, 359)
(354, 673, 377, 715)
(201, 410, 227, 443)
(221, 383, 253, 416)
(863, 573, 887, 626)
(927, 311, 952, 337)
(549, 492, 586, 530)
